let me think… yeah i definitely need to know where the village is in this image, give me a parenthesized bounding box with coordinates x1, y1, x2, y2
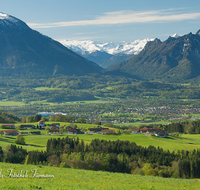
(1, 120, 166, 137)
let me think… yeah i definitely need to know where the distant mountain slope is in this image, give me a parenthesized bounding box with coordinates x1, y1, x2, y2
(0, 13, 102, 78)
(0, 110, 21, 123)
(109, 30, 200, 82)
(59, 39, 154, 68)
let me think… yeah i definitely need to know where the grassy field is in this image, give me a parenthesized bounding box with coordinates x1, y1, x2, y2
(114, 120, 170, 126)
(0, 101, 25, 106)
(0, 162, 199, 190)
(1, 133, 200, 152)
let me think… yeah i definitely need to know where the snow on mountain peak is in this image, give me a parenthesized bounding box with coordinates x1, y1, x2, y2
(0, 12, 29, 32)
(0, 12, 19, 23)
(60, 38, 154, 55)
(0, 13, 8, 19)
(172, 33, 179, 38)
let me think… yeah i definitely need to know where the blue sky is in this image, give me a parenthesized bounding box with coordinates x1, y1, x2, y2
(2, 0, 200, 42)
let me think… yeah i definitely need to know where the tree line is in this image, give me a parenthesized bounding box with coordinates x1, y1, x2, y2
(2, 137, 200, 178)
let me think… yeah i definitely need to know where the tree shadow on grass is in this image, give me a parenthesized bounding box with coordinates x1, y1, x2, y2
(0, 136, 15, 143)
(25, 144, 44, 148)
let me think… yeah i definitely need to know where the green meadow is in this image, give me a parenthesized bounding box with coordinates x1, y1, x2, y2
(114, 120, 170, 126)
(1, 133, 200, 152)
(0, 101, 25, 106)
(0, 162, 199, 190)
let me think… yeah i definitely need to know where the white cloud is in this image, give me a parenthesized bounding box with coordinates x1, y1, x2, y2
(28, 9, 200, 29)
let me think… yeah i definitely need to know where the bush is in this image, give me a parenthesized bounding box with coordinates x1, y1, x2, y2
(14, 135, 25, 145)
(60, 162, 68, 168)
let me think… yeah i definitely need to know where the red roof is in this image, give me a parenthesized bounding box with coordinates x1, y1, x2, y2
(140, 127, 148, 131)
(101, 129, 115, 132)
(68, 128, 77, 132)
(4, 130, 19, 133)
(131, 129, 139, 131)
(38, 120, 44, 123)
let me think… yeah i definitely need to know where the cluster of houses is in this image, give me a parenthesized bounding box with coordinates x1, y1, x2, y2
(1, 121, 62, 136)
(131, 127, 166, 137)
(1, 121, 165, 137)
(88, 127, 116, 135)
(3, 130, 41, 136)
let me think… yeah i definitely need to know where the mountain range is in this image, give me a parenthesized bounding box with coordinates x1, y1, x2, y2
(59, 39, 154, 68)
(0, 12, 200, 83)
(108, 30, 200, 82)
(0, 13, 101, 78)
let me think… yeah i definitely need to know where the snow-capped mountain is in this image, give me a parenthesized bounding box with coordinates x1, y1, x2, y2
(0, 12, 101, 78)
(59, 38, 154, 55)
(59, 38, 154, 68)
(171, 33, 179, 38)
(0, 12, 28, 32)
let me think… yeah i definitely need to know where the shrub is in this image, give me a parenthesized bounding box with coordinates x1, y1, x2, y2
(14, 135, 25, 145)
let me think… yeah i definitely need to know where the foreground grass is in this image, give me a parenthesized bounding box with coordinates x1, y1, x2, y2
(0, 162, 199, 190)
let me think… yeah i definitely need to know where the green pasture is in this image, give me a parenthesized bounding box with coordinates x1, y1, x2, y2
(0, 98, 111, 107)
(0, 101, 25, 106)
(0, 162, 199, 190)
(34, 87, 63, 91)
(114, 120, 170, 126)
(1, 132, 200, 152)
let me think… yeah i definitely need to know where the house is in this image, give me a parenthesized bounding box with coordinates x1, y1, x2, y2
(147, 128, 165, 135)
(140, 127, 148, 133)
(89, 127, 108, 134)
(49, 129, 60, 134)
(1, 124, 15, 129)
(51, 126, 59, 130)
(68, 128, 77, 134)
(19, 132, 29, 135)
(65, 126, 73, 131)
(19, 125, 36, 130)
(29, 131, 41, 135)
(38, 120, 45, 128)
(131, 129, 140, 134)
(101, 129, 115, 135)
(67, 128, 84, 134)
(50, 123, 60, 128)
(4, 130, 19, 136)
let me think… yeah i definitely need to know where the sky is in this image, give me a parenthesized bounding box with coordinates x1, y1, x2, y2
(1, 0, 200, 42)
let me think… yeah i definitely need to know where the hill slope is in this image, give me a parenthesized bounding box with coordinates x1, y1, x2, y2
(109, 30, 200, 82)
(0, 13, 102, 78)
(0, 163, 199, 190)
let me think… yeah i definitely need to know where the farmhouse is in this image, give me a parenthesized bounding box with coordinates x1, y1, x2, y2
(131, 129, 140, 134)
(68, 128, 78, 134)
(1, 124, 15, 129)
(19, 132, 29, 135)
(38, 120, 45, 128)
(50, 123, 60, 128)
(102, 129, 115, 135)
(68, 128, 84, 134)
(140, 127, 148, 133)
(49, 129, 60, 134)
(19, 125, 36, 130)
(4, 130, 19, 136)
(29, 131, 41, 135)
(89, 127, 108, 134)
(147, 128, 164, 135)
